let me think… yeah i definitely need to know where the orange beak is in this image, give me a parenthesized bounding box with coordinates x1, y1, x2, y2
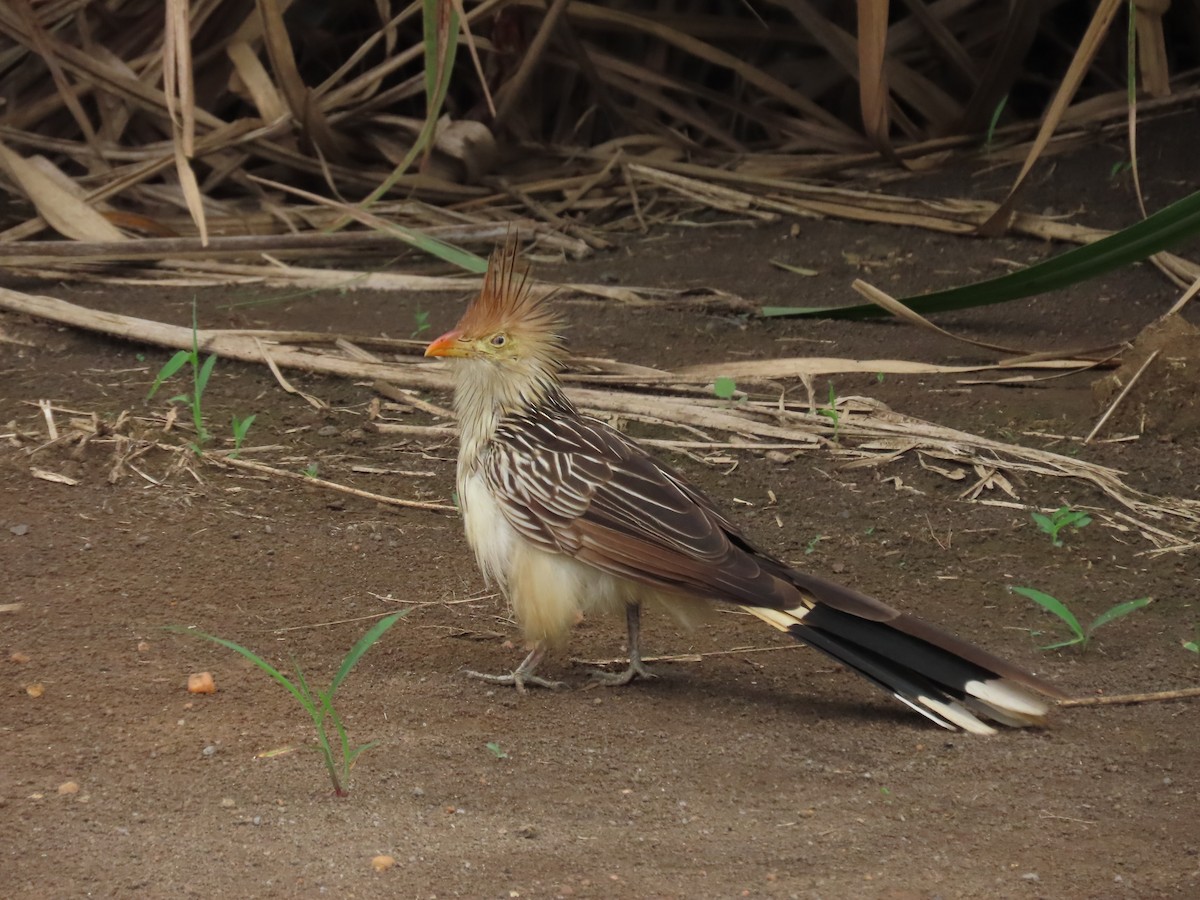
(424, 329, 468, 358)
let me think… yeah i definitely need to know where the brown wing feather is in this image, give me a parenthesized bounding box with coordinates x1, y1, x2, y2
(485, 394, 801, 610)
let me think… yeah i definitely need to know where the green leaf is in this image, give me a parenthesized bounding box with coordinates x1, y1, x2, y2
(713, 376, 737, 400)
(147, 350, 192, 400)
(328, 611, 407, 697)
(762, 188, 1200, 318)
(1011, 586, 1084, 643)
(166, 625, 308, 710)
(1030, 512, 1055, 534)
(1183, 640, 1199, 654)
(196, 353, 217, 396)
(1088, 597, 1152, 633)
(486, 741, 509, 759)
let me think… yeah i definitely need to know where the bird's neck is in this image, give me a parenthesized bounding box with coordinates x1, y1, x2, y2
(453, 358, 562, 469)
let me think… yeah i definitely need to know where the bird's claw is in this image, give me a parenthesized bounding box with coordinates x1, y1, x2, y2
(584, 660, 658, 688)
(463, 668, 567, 694)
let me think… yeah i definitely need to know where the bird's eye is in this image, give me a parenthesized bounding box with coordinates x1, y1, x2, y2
(490, 334, 507, 347)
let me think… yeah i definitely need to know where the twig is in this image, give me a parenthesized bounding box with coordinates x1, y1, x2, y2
(254, 336, 328, 409)
(1085, 349, 1159, 444)
(573, 643, 801, 667)
(1058, 686, 1200, 708)
(38, 399, 58, 440)
(216, 455, 455, 512)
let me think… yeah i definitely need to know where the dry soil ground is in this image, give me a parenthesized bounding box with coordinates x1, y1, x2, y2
(2, 125, 1199, 899)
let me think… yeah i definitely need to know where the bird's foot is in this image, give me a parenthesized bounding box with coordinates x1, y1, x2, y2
(463, 668, 566, 694)
(585, 659, 658, 688)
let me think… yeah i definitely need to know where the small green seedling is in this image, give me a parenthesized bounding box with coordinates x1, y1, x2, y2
(147, 303, 255, 456)
(304, 461, 319, 478)
(147, 305, 216, 454)
(230, 414, 256, 457)
(169, 611, 406, 796)
(982, 94, 1008, 152)
(1010, 586, 1151, 652)
(817, 383, 841, 437)
(485, 741, 508, 759)
(1183, 627, 1198, 654)
(412, 308, 431, 337)
(713, 376, 737, 400)
(804, 534, 824, 555)
(1031, 505, 1092, 547)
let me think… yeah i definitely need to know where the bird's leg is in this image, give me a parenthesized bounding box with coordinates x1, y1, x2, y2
(464, 644, 566, 694)
(588, 603, 658, 687)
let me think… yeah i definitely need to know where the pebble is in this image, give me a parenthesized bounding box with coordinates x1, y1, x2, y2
(9, 523, 29, 536)
(202, 745, 217, 758)
(57, 781, 80, 795)
(187, 672, 217, 694)
(371, 854, 396, 872)
(318, 425, 339, 437)
(26, 683, 45, 698)
(220, 798, 236, 808)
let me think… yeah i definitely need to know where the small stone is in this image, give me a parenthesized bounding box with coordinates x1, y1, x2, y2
(251, 816, 262, 826)
(57, 781, 80, 795)
(1020, 872, 1040, 882)
(187, 672, 216, 694)
(25, 682, 44, 698)
(516, 824, 539, 839)
(202, 745, 217, 758)
(9, 524, 29, 536)
(137, 641, 150, 653)
(318, 425, 339, 437)
(10, 650, 31, 664)
(220, 798, 236, 808)
(371, 854, 396, 873)
(411, 787, 425, 797)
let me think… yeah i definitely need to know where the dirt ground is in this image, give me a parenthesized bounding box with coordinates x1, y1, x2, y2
(3, 122, 1200, 899)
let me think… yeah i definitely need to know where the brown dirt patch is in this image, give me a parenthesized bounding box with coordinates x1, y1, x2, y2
(1093, 313, 1200, 441)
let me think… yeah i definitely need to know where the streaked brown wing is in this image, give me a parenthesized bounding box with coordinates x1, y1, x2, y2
(483, 399, 801, 610)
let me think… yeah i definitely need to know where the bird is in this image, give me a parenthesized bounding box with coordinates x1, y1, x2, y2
(423, 239, 1065, 734)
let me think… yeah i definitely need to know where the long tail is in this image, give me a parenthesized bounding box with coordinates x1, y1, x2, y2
(742, 575, 1065, 735)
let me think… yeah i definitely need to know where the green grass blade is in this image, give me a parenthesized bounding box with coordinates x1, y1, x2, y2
(1088, 596, 1152, 633)
(385, 224, 487, 273)
(762, 188, 1200, 318)
(291, 657, 317, 709)
(328, 611, 407, 697)
(1011, 586, 1084, 641)
(1038, 636, 1086, 651)
(335, 0, 472, 277)
(166, 626, 309, 709)
(147, 350, 191, 399)
(347, 740, 380, 766)
(195, 353, 217, 396)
